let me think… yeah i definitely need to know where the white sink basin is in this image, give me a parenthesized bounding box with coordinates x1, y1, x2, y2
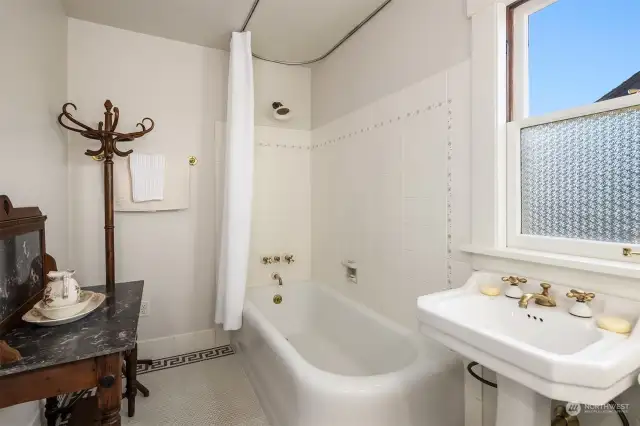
(417, 272, 640, 426)
(438, 293, 604, 355)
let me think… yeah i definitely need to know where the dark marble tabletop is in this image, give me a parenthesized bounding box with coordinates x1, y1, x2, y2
(0, 281, 143, 377)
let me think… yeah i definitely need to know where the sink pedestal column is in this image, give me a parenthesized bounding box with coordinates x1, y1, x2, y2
(496, 375, 549, 426)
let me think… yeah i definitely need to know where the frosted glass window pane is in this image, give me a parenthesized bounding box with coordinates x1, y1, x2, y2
(520, 106, 640, 244)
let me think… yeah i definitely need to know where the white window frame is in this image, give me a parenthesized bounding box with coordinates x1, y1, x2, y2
(464, 0, 640, 281)
(507, 95, 640, 261)
(510, 0, 557, 121)
(507, 0, 640, 261)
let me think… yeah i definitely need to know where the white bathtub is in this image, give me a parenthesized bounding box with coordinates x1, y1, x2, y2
(232, 282, 464, 426)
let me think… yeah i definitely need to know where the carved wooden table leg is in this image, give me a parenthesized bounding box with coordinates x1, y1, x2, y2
(96, 353, 122, 426)
(44, 396, 59, 426)
(125, 345, 138, 417)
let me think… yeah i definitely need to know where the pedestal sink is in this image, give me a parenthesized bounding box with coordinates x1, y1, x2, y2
(417, 272, 640, 426)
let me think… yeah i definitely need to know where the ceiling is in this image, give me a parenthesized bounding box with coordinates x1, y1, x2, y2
(62, 0, 390, 63)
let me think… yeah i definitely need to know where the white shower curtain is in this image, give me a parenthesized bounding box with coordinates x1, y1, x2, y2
(215, 32, 254, 331)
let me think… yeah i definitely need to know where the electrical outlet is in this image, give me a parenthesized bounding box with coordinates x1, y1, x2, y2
(140, 300, 150, 317)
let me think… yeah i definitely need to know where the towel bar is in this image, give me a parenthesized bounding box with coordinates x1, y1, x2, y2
(92, 155, 198, 166)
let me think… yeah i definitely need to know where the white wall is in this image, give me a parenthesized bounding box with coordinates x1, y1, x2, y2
(0, 1, 67, 424)
(0, 0, 69, 264)
(215, 125, 311, 288)
(254, 61, 311, 131)
(311, 0, 471, 128)
(66, 18, 311, 356)
(311, 61, 472, 330)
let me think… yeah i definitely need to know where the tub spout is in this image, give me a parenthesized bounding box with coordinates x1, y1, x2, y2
(272, 272, 283, 286)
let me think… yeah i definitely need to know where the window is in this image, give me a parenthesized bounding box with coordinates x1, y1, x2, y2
(509, 0, 640, 121)
(506, 0, 640, 261)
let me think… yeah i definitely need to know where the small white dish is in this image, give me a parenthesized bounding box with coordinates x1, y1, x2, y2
(23, 292, 105, 326)
(35, 291, 95, 320)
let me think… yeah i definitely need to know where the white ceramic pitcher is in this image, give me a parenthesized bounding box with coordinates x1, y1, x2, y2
(43, 270, 80, 308)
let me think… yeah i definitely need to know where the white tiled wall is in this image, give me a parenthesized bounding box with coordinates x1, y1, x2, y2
(310, 60, 473, 330)
(215, 124, 311, 287)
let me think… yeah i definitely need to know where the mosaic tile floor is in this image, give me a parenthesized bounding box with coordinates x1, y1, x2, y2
(58, 347, 269, 426)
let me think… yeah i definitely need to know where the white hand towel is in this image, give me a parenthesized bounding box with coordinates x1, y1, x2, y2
(129, 152, 166, 202)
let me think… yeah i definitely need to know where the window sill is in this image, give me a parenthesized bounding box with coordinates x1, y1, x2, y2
(460, 245, 640, 280)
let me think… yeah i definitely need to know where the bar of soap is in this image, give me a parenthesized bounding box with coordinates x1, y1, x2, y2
(480, 285, 501, 296)
(597, 317, 632, 335)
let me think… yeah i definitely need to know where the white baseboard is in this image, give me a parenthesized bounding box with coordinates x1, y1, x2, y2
(28, 400, 42, 426)
(137, 328, 221, 360)
(29, 407, 42, 426)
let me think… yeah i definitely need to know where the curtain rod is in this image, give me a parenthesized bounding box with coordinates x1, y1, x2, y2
(240, 0, 261, 32)
(239, 0, 394, 66)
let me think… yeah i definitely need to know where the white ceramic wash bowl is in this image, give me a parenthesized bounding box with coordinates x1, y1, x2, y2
(35, 291, 95, 320)
(417, 271, 640, 426)
(24, 292, 105, 326)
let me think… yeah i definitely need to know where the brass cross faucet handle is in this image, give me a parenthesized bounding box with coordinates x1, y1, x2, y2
(567, 289, 596, 303)
(502, 276, 527, 286)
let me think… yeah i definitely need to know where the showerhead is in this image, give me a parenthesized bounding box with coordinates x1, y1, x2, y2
(272, 102, 291, 121)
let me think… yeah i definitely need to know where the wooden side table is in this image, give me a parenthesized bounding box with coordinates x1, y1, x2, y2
(1, 353, 123, 425)
(0, 281, 144, 426)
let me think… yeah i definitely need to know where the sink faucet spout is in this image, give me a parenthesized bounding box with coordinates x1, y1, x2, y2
(518, 283, 556, 308)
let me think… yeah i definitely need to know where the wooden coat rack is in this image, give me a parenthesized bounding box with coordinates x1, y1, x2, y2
(58, 100, 154, 295)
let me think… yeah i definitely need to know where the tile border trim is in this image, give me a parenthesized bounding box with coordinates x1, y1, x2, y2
(257, 142, 311, 150)
(137, 344, 235, 375)
(311, 101, 447, 150)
